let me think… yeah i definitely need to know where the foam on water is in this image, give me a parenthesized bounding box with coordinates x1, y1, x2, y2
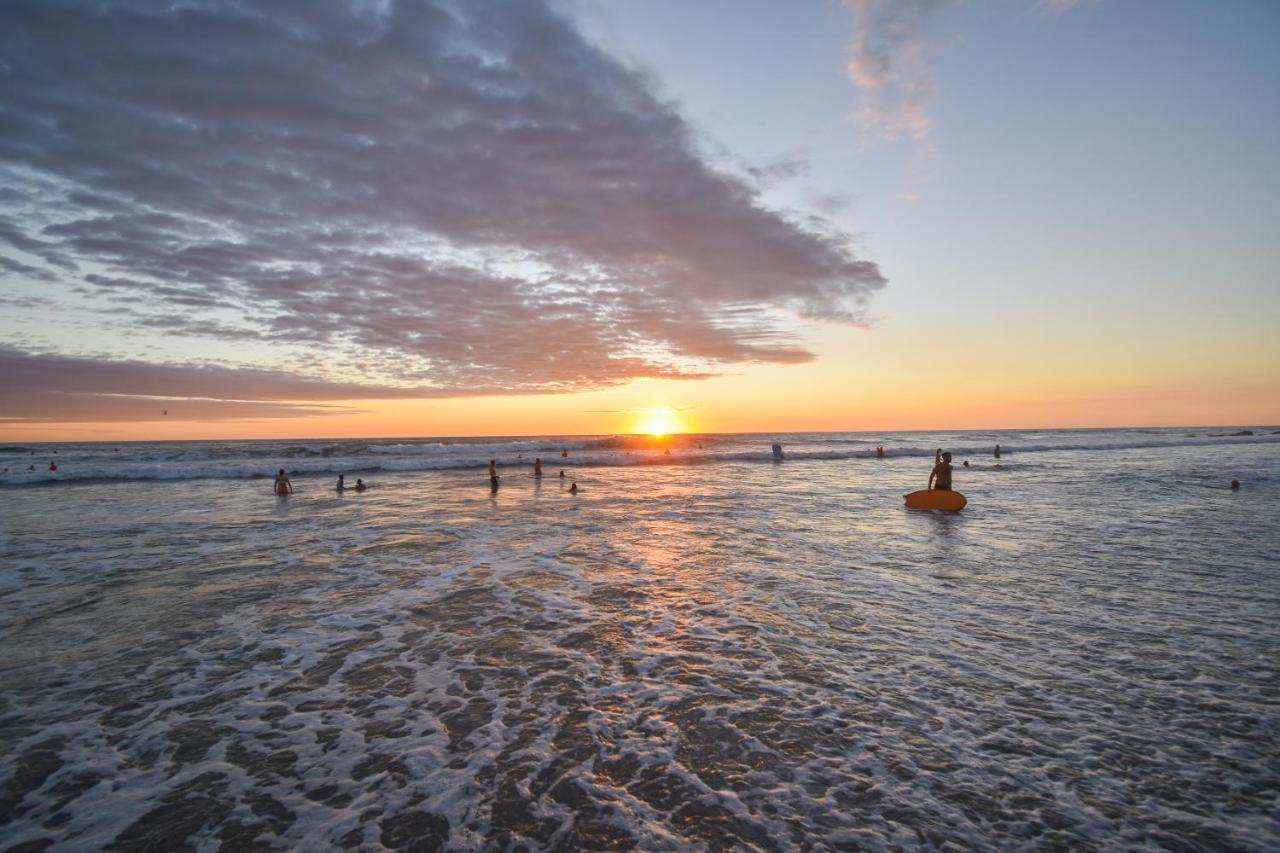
(2, 428, 1277, 486)
(1, 431, 1278, 849)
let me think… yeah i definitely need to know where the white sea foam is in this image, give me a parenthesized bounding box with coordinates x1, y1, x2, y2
(0, 432, 1277, 849)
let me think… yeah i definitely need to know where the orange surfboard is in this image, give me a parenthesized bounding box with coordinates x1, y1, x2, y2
(904, 489, 967, 511)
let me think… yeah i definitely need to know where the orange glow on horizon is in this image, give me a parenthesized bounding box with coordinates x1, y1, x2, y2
(632, 408, 685, 437)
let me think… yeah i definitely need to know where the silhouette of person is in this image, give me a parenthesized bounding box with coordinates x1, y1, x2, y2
(569, 482, 579, 494)
(994, 443, 1001, 459)
(929, 452, 953, 492)
(273, 469, 292, 495)
(533, 458, 543, 478)
(336, 474, 346, 491)
(354, 478, 367, 492)
(489, 459, 499, 491)
(1230, 480, 1240, 490)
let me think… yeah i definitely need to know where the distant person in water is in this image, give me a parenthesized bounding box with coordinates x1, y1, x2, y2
(568, 482, 579, 494)
(1230, 480, 1240, 491)
(929, 452, 953, 491)
(876, 446, 885, 459)
(336, 474, 346, 491)
(48, 461, 58, 472)
(354, 479, 367, 492)
(963, 460, 970, 468)
(489, 459, 499, 491)
(559, 469, 565, 478)
(533, 458, 543, 478)
(994, 444, 1002, 458)
(274, 469, 292, 495)
(561, 449, 568, 458)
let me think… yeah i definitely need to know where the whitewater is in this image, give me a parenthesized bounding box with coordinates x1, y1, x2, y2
(1, 428, 1277, 850)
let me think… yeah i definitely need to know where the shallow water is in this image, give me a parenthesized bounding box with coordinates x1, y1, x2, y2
(1, 430, 1278, 850)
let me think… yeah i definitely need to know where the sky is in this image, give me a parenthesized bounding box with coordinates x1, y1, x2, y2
(1, 0, 1277, 440)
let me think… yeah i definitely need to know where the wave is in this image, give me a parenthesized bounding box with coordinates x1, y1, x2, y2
(2, 431, 1276, 487)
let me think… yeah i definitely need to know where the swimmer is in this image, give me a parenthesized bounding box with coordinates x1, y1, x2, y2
(273, 468, 292, 495)
(354, 478, 367, 492)
(994, 443, 1001, 459)
(559, 469, 565, 478)
(336, 474, 346, 491)
(48, 461, 58, 473)
(568, 482, 579, 494)
(1230, 480, 1240, 491)
(963, 460, 970, 468)
(929, 452, 953, 492)
(561, 449, 568, 458)
(533, 458, 543, 478)
(489, 459, 499, 491)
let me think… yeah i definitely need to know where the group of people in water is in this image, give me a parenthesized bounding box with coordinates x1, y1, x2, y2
(490, 458, 579, 493)
(272, 470, 366, 495)
(260, 441, 1242, 497)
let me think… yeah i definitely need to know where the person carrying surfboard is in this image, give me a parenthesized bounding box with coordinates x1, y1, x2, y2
(929, 452, 953, 491)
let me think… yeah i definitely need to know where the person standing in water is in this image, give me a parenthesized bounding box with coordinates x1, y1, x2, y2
(929, 452, 953, 492)
(568, 482, 579, 494)
(336, 474, 346, 491)
(274, 469, 293, 495)
(994, 443, 1002, 459)
(533, 458, 543, 478)
(489, 459, 499, 492)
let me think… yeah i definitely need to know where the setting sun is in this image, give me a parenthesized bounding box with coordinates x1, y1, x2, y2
(633, 407, 684, 437)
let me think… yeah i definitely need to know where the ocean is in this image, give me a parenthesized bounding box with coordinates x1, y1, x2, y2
(1, 428, 1277, 850)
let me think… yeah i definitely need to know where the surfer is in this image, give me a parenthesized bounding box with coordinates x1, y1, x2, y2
(533, 458, 543, 478)
(273, 469, 292, 495)
(489, 459, 499, 491)
(336, 474, 346, 491)
(929, 452, 953, 492)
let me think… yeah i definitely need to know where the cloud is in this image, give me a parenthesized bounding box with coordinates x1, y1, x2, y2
(844, 0, 1090, 146)
(845, 0, 946, 143)
(0, 346, 622, 421)
(0, 0, 886, 404)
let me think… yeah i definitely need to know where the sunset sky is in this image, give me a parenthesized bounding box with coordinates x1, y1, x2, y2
(1, 0, 1277, 440)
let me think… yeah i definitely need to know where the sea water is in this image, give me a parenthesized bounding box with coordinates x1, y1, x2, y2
(1, 428, 1277, 849)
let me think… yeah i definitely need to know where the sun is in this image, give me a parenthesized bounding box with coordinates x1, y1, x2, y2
(634, 408, 684, 437)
